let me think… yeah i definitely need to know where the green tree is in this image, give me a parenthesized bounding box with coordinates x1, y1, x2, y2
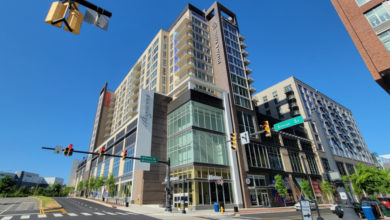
(60, 186, 74, 197)
(51, 183, 62, 196)
(94, 177, 105, 191)
(77, 181, 84, 192)
(301, 180, 313, 199)
(106, 174, 116, 197)
(0, 175, 16, 196)
(320, 181, 334, 203)
(274, 174, 288, 206)
(345, 163, 390, 197)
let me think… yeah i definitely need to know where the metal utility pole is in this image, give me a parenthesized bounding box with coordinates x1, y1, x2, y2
(301, 155, 323, 220)
(309, 108, 360, 220)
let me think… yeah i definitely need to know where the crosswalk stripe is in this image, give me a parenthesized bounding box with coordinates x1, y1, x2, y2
(80, 213, 92, 216)
(53, 213, 63, 217)
(1, 216, 12, 220)
(20, 215, 30, 219)
(103, 211, 117, 215)
(37, 214, 47, 218)
(67, 213, 78, 216)
(93, 212, 105, 215)
(116, 212, 127, 215)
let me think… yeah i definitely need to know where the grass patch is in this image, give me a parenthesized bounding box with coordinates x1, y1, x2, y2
(31, 196, 62, 209)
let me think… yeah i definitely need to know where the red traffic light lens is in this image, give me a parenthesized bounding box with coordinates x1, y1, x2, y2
(68, 144, 73, 149)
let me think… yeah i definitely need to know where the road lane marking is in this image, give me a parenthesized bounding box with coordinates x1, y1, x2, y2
(93, 212, 105, 215)
(0, 203, 15, 215)
(37, 214, 46, 218)
(80, 213, 92, 216)
(20, 215, 30, 219)
(116, 212, 127, 215)
(103, 211, 117, 215)
(89, 207, 93, 209)
(67, 213, 78, 216)
(53, 213, 63, 217)
(1, 216, 12, 220)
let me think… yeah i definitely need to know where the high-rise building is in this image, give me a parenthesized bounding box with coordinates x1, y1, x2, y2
(331, 0, 390, 94)
(68, 159, 79, 187)
(76, 2, 342, 209)
(253, 77, 374, 183)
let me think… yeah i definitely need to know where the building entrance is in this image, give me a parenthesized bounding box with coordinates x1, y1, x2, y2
(249, 189, 271, 207)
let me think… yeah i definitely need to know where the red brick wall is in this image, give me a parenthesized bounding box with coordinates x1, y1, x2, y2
(331, 0, 390, 92)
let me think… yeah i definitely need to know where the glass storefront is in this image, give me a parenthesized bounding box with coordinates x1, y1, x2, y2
(170, 166, 234, 208)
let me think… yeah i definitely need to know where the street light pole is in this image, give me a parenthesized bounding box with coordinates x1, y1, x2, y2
(301, 155, 323, 220)
(309, 107, 360, 220)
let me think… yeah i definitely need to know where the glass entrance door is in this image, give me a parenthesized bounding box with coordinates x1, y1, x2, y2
(261, 192, 270, 207)
(249, 189, 257, 206)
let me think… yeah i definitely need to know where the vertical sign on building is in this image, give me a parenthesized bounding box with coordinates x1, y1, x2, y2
(133, 89, 154, 171)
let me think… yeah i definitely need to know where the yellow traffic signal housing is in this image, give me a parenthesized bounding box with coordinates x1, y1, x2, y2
(99, 147, 105, 157)
(263, 121, 271, 137)
(63, 147, 69, 156)
(230, 133, 237, 151)
(45, 1, 67, 28)
(64, 8, 84, 35)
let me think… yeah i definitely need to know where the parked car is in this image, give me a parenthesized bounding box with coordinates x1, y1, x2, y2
(295, 200, 316, 211)
(332, 203, 364, 219)
(330, 204, 338, 212)
(378, 197, 390, 210)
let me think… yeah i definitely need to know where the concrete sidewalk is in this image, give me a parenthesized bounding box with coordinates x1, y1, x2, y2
(75, 197, 332, 220)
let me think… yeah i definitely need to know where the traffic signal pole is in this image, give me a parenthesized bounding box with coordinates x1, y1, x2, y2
(41, 146, 172, 212)
(308, 108, 360, 220)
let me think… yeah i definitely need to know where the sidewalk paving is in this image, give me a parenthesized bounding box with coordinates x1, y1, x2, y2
(75, 197, 333, 220)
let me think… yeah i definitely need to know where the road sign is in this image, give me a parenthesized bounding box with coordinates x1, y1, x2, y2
(140, 155, 158, 164)
(300, 200, 313, 220)
(54, 146, 62, 154)
(274, 116, 304, 131)
(240, 131, 250, 145)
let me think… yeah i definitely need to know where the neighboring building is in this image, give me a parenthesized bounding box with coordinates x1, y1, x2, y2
(68, 159, 79, 187)
(0, 171, 17, 180)
(330, 0, 390, 94)
(253, 77, 374, 184)
(377, 154, 390, 169)
(42, 177, 64, 186)
(15, 171, 42, 188)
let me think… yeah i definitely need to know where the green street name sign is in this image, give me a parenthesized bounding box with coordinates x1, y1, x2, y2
(140, 155, 158, 164)
(274, 116, 304, 131)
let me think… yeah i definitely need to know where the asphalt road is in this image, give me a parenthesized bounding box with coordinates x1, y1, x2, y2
(0, 197, 159, 220)
(0, 197, 40, 217)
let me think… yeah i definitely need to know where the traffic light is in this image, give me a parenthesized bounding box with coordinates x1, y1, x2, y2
(68, 144, 74, 156)
(45, 1, 67, 28)
(230, 133, 237, 151)
(63, 146, 69, 156)
(99, 147, 105, 157)
(263, 121, 271, 137)
(121, 150, 127, 160)
(64, 5, 84, 35)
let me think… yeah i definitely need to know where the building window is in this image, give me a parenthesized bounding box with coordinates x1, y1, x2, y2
(355, 0, 371, 6)
(262, 96, 268, 102)
(284, 85, 293, 93)
(272, 91, 278, 104)
(379, 29, 390, 51)
(346, 163, 355, 175)
(288, 151, 303, 173)
(236, 111, 255, 134)
(306, 154, 319, 175)
(245, 144, 283, 170)
(321, 158, 330, 172)
(365, 4, 390, 27)
(336, 162, 347, 176)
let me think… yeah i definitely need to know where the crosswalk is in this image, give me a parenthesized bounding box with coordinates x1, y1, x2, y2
(0, 211, 138, 219)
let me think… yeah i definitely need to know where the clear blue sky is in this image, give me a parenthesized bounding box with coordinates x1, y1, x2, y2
(0, 1, 388, 184)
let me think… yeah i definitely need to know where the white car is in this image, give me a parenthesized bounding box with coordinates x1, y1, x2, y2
(295, 201, 317, 211)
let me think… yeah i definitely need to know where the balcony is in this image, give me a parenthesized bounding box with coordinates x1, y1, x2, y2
(247, 76, 254, 83)
(175, 41, 193, 57)
(239, 34, 245, 41)
(244, 58, 250, 65)
(174, 18, 191, 35)
(175, 61, 194, 78)
(176, 50, 194, 66)
(240, 42, 247, 49)
(129, 101, 137, 108)
(250, 86, 256, 93)
(241, 49, 248, 57)
(175, 32, 193, 48)
(245, 67, 252, 74)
